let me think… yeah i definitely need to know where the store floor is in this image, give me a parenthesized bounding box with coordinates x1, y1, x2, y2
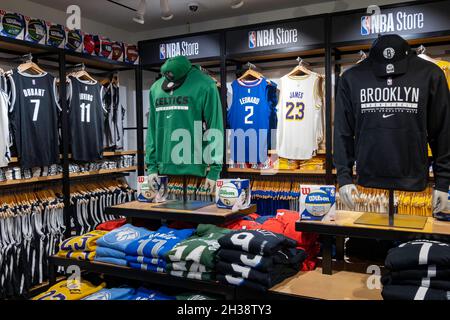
(271, 268, 382, 300)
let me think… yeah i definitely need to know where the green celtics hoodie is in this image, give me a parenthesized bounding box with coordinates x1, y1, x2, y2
(146, 56, 224, 180)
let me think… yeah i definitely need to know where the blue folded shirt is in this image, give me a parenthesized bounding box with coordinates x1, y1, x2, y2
(128, 261, 165, 273)
(96, 246, 127, 259)
(83, 287, 135, 300)
(95, 256, 128, 266)
(122, 287, 175, 300)
(125, 225, 195, 258)
(125, 255, 167, 268)
(97, 224, 153, 252)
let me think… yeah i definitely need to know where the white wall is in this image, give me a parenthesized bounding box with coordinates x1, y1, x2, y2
(132, 0, 415, 41)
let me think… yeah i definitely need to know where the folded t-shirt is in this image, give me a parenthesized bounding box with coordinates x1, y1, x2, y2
(125, 255, 166, 268)
(217, 247, 306, 272)
(381, 277, 450, 291)
(96, 224, 152, 252)
(165, 224, 230, 269)
(166, 261, 212, 273)
(382, 284, 450, 300)
(216, 261, 297, 287)
(95, 256, 128, 266)
(123, 287, 175, 300)
(128, 262, 165, 273)
(218, 229, 297, 256)
(176, 293, 219, 300)
(217, 274, 268, 292)
(384, 266, 450, 281)
(83, 287, 135, 300)
(96, 246, 126, 259)
(57, 250, 95, 261)
(169, 270, 214, 281)
(59, 230, 107, 252)
(125, 226, 195, 258)
(385, 240, 450, 270)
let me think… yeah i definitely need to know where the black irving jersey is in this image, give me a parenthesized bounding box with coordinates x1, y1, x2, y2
(10, 70, 60, 168)
(69, 77, 105, 161)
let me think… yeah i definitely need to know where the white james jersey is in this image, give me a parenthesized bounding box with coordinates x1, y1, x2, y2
(0, 89, 11, 167)
(276, 73, 323, 160)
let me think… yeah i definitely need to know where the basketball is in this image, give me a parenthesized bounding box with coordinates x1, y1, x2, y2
(305, 190, 332, 216)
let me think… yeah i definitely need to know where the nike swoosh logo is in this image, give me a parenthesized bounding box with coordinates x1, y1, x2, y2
(166, 115, 173, 119)
(382, 114, 395, 119)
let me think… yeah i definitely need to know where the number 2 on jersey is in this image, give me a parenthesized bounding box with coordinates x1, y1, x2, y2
(285, 102, 305, 121)
(244, 105, 254, 124)
(80, 103, 91, 123)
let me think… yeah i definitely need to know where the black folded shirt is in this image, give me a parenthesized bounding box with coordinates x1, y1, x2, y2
(382, 284, 450, 300)
(216, 248, 306, 272)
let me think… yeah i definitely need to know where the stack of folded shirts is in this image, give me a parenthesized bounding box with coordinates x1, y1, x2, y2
(124, 225, 195, 272)
(298, 158, 324, 171)
(57, 230, 108, 261)
(165, 224, 230, 281)
(216, 229, 303, 291)
(382, 240, 450, 300)
(33, 279, 106, 300)
(95, 224, 152, 266)
(83, 287, 175, 300)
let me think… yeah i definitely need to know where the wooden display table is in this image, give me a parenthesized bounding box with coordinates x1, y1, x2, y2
(269, 268, 382, 300)
(296, 211, 450, 275)
(106, 200, 257, 224)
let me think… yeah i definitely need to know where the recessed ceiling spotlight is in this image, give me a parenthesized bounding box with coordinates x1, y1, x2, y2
(231, 0, 244, 9)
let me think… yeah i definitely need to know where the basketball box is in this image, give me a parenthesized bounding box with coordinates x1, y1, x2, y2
(111, 41, 125, 62)
(24, 16, 47, 44)
(0, 10, 25, 40)
(300, 185, 336, 221)
(95, 35, 113, 59)
(124, 43, 139, 64)
(83, 33, 96, 56)
(137, 175, 168, 203)
(216, 179, 251, 210)
(65, 28, 83, 52)
(46, 22, 65, 48)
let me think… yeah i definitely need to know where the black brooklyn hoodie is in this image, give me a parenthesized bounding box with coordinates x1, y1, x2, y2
(334, 35, 450, 192)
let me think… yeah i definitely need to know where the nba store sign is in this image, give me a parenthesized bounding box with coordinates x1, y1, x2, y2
(248, 27, 298, 49)
(332, 1, 450, 43)
(139, 33, 221, 65)
(360, 11, 424, 36)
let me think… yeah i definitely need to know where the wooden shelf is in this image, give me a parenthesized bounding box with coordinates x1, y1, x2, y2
(269, 268, 382, 300)
(0, 174, 63, 187)
(227, 168, 326, 175)
(268, 149, 326, 155)
(69, 166, 137, 178)
(8, 151, 137, 164)
(106, 200, 256, 224)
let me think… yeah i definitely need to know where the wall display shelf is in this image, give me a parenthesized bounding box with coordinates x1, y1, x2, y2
(227, 168, 326, 176)
(69, 167, 137, 179)
(0, 174, 63, 187)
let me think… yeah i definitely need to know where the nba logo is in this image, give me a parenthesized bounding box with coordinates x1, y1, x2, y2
(159, 44, 166, 60)
(248, 31, 256, 49)
(361, 16, 371, 35)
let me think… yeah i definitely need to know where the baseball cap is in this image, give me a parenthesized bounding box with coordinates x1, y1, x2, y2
(369, 34, 411, 78)
(160, 56, 192, 91)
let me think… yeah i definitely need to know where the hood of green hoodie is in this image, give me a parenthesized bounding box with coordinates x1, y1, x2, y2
(161, 56, 192, 81)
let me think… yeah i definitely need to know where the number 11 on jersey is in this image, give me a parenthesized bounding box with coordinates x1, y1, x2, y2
(80, 103, 91, 123)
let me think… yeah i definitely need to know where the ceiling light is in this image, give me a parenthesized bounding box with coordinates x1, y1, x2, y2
(133, 0, 146, 24)
(231, 0, 244, 9)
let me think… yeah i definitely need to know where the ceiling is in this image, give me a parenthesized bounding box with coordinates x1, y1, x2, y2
(28, 0, 327, 32)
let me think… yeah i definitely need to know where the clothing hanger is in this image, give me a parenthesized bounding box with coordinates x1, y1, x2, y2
(17, 54, 46, 75)
(69, 63, 97, 83)
(287, 57, 313, 77)
(238, 62, 271, 84)
(416, 45, 439, 63)
(356, 50, 368, 64)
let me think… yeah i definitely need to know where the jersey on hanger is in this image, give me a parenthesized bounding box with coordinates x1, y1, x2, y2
(228, 78, 277, 164)
(276, 73, 323, 160)
(0, 88, 10, 167)
(69, 76, 105, 161)
(9, 70, 60, 168)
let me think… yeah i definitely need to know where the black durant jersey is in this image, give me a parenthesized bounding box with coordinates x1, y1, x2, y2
(10, 70, 59, 168)
(69, 77, 104, 161)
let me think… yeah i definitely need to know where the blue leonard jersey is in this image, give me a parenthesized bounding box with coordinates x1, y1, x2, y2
(228, 78, 277, 164)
